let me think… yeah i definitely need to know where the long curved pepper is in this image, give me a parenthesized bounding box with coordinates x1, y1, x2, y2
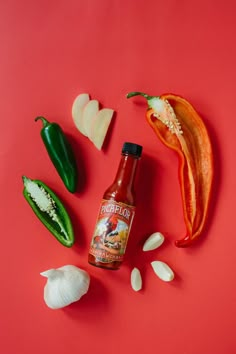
(127, 92, 214, 247)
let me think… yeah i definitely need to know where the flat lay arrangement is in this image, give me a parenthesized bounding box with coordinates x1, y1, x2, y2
(1, 1, 235, 354)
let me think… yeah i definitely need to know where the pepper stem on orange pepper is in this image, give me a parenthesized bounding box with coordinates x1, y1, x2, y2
(127, 92, 153, 99)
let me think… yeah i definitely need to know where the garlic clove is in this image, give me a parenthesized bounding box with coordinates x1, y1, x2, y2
(143, 232, 165, 251)
(151, 261, 174, 282)
(41, 265, 90, 309)
(131, 267, 142, 292)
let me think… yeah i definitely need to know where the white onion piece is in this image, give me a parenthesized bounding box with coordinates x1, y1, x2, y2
(90, 108, 114, 150)
(83, 99, 99, 138)
(72, 93, 90, 135)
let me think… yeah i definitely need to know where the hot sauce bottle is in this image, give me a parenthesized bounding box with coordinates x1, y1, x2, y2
(88, 142, 143, 270)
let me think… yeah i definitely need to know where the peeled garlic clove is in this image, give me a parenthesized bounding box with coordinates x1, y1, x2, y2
(151, 261, 174, 282)
(143, 232, 165, 251)
(131, 267, 142, 291)
(41, 265, 90, 309)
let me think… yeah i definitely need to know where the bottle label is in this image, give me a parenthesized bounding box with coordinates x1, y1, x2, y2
(89, 199, 135, 263)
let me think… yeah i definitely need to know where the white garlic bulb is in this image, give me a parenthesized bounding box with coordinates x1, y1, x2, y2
(40, 265, 90, 309)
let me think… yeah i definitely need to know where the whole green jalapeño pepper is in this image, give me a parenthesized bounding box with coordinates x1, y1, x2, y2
(35, 116, 78, 193)
(22, 176, 74, 247)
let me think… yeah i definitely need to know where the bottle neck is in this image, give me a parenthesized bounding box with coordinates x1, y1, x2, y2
(113, 154, 139, 191)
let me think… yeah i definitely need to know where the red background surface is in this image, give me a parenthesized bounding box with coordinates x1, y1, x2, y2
(1, 1, 235, 353)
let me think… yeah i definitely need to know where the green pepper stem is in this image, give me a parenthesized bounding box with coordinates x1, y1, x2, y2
(35, 116, 50, 127)
(126, 92, 154, 100)
(22, 175, 29, 185)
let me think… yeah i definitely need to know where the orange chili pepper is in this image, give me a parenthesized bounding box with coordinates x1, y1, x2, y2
(127, 92, 213, 247)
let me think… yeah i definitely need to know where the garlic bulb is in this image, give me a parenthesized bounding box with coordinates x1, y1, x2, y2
(40, 265, 90, 309)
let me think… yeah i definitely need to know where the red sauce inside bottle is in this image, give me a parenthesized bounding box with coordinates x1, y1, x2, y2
(88, 142, 142, 270)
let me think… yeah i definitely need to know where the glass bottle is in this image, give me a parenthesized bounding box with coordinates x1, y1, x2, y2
(88, 142, 143, 270)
